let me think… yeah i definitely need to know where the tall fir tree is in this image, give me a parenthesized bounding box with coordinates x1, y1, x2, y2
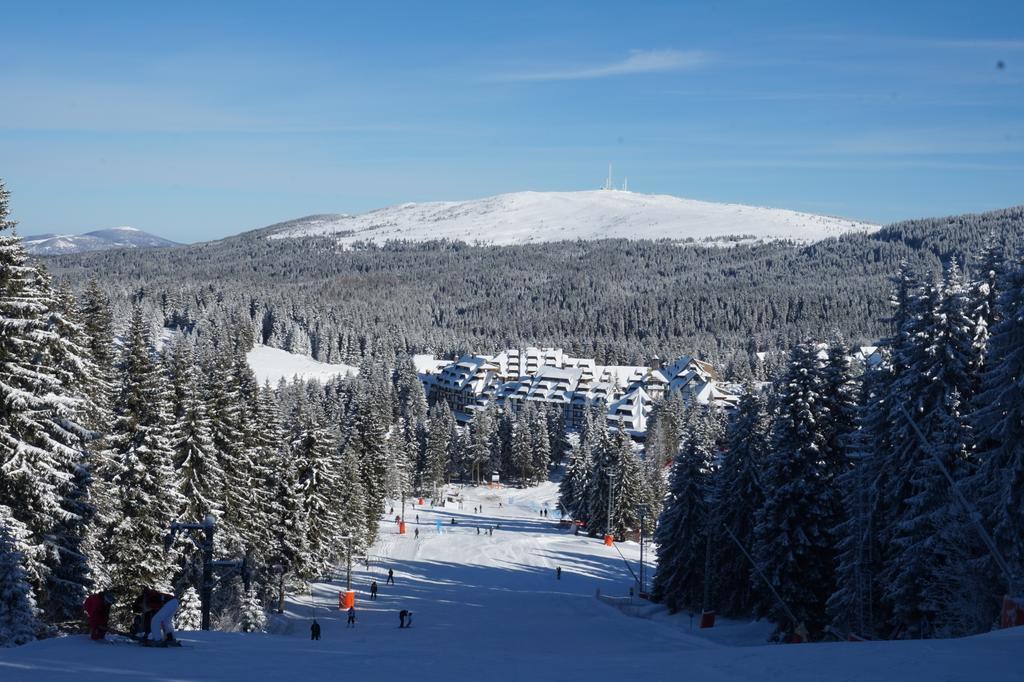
(94, 307, 182, 599)
(753, 342, 843, 639)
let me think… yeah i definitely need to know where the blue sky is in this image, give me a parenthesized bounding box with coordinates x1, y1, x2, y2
(1, 0, 1022, 242)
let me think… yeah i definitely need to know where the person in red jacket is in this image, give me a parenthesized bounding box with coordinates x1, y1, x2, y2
(83, 591, 116, 641)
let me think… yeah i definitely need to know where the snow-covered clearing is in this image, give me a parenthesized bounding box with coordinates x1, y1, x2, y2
(264, 190, 878, 246)
(2, 482, 1018, 681)
(246, 345, 358, 384)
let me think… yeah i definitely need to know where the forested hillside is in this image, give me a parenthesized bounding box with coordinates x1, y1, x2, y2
(43, 206, 1024, 372)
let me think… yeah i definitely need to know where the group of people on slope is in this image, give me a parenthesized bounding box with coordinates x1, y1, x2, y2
(83, 587, 180, 644)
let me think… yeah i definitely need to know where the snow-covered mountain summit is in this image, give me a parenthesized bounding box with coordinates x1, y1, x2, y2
(264, 190, 877, 246)
(23, 226, 179, 255)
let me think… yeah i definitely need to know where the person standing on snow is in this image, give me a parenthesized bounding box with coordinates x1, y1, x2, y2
(347, 607, 356, 628)
(83, 591, 116, 641)
(556, 567, 562, 580)
(370, 580, 378, 600)
(387, 568, 395, 585)
(414, 528, 419, 539)
(399, 609, 408, 628)
(311, 619, 321, 640)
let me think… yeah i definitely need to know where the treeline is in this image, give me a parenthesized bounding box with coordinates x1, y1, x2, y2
(42, 206, 1024, 374)
(649, 245, 1024, 641)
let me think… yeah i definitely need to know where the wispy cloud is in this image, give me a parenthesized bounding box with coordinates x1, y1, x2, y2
(499, 49, 710, 82)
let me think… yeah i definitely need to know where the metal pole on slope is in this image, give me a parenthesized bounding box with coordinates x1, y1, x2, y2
(897, 405, 1019, 595)
(606, 471, 615, 540)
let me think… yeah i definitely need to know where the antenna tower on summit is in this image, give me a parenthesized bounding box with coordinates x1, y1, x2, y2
(604, 163, 613, 190)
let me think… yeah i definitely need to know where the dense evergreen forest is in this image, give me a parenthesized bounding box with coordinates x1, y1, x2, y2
(43, 206, 1024, 372)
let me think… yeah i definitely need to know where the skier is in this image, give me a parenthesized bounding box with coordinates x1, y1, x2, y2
(414, 528, 419, 539)
(416, 514, 420, 524)
(136, 588, 179, 643)
(370, 580, 378, 600)
(83, 590, 116, 641)
(399, 609, 407, 628)
(556, 567, 562, 580)
(347, 606, 356, 628)
(311, 619, 321, 640)
(387, 568, 395, 585)
(476, 527, 480, 535)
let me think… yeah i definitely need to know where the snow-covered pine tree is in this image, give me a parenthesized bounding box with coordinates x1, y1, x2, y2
(291, 407, 343, 578)
(395, 355, 428, 425)
(0, 181, 88, 598)
(544, 405, 570, 466)
(651, 414, 716, 613)
(752, 342, 842, 639)
(264, 402, 311, 600)
(968, 258, 1024, 622)
(711, 388, 770, 617)
(422, 401, 454, 496)
(468, 404, 498, 484)
(237, 586, 267, 633)
(0, 511, 40, 647)
(607, 431, 649, 539)
(880, 264, 983, 637)
(584, 420, 617, 537)
(828, 355, 893, 638)
(36, 282, 97, 624)
(175, 585, 202, 631)
(167, 338, 224, 525)
(94, 306, 182, 601)
(529, 405, 552, 484)
(344, 377, 390, 542)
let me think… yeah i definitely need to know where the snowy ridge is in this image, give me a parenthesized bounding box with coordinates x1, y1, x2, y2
(22, 226, 179, 255)
(264, 190, 877, 246)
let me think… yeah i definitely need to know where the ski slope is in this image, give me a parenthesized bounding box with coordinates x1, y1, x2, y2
(246, 345, 358, 384)
(263, 190, 877, 246)
(1, 482, 1019, 681)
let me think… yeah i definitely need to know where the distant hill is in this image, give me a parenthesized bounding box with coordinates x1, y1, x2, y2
(262, 190, 877, 246)
(23, 226, 179, 255)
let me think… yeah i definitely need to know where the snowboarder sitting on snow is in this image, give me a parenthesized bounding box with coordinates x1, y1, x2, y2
(347, 606, 356, 628)
(83, 590, 116, 641)
(311, 619, 321, 640)
(134, 587, 179, 643)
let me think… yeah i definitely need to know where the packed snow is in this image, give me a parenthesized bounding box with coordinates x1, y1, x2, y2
(2, 481, 1018, 681)
(264, 190, 877, 246)
(246, 345, 358, 384)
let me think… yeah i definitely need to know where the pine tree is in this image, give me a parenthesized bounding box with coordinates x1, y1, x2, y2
(422, 402, 453, 497)
(237, 586, 267, 633)
(753, 342, 842, 639)
(0, 511, 41, 647)
(880, 265, 982, 637)
(969, 259, 1024, 619)
(828, 357, 892, 638)
(94, 307, 182, 600)
(0, 181, 88, 596)
(175, 586, 202, 631)
(711, 388, 769, 617)
(607, 431, 649, 539)
(529, 405, 552, 484)
(168, 338, 224, 524)
(651, 416, 715, 614)
(291, 407, 342, 577)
